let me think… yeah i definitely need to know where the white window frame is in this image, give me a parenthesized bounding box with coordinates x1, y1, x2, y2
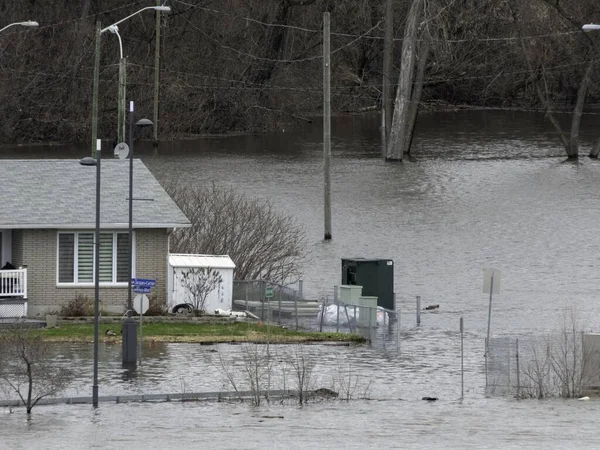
(56, 230, 136, 287)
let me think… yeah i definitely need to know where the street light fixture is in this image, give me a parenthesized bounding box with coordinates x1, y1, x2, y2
(122, 100, 153, 366)
(0, 21, 39, 33)
(96, 5, 171, 147)
(79, 139, 102, 408)
(583, 24, 600, 32)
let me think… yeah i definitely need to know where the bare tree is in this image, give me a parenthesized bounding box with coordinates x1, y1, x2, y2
(167, 183, 306, 285)
(179, 267, 223, 315)
(287, 345, 315, 405)
(0, 325, 73, 414)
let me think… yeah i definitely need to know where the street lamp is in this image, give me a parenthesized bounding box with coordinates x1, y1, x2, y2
(583, 24, 600, 32)
(92, 5, 171, 149)
(122, 100, 153, 365)
(79, 139, 102, 408)
(0, 21, 39, 33)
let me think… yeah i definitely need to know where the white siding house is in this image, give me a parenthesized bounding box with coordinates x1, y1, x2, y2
(167, 254, 236, 314)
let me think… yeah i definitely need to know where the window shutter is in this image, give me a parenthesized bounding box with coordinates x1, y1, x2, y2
(116, 233, 129, 282)
(58, 234, 75, 283)
(77, 233, 94, 282)
(99, 233, 113, 282)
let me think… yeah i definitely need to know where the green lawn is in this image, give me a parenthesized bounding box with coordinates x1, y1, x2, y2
(35, 322, 365, 344)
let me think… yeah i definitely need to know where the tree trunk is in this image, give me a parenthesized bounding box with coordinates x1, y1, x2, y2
(382, 0, 394, 147)
(386, 0, 423, 161)
(403, 34, 430, 157)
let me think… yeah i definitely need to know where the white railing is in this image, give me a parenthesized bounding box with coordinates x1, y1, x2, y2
(0, 269, 27, 298)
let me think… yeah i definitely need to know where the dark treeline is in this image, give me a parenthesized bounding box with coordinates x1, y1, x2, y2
(0, 0, 599, 144)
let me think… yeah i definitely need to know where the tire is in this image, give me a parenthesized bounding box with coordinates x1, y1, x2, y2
(173, 304, 192, 315)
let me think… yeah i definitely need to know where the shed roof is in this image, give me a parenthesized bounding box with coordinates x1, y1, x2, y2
(169, 254, 236, 269)
(0, 159, 190, 229)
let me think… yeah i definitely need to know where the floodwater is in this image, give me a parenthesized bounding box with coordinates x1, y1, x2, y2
(2, 110, 600, 448)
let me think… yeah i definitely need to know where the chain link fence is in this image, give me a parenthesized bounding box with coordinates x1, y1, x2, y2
(485, 333, 600, 398)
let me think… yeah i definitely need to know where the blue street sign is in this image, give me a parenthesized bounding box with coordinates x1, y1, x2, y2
(134, 287, 152, 294)
(132, 278, 156, 288)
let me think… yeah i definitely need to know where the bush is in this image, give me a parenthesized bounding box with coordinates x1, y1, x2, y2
(145, 295, 169, 316)
(59, 294, 93, 317)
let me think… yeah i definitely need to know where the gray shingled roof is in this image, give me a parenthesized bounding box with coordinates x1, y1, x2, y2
(0, 159, 190, 229)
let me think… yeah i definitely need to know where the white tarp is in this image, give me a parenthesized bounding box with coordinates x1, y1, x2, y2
(317, 304, 388, 327)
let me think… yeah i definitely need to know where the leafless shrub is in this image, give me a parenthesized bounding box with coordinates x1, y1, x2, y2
(144, 295, 169, 317)
(166, 183, 306, 285)
(179, 267, 223, 316)
(286, 345, 316, 405)
(332, 361, 372, 402)
(0, 324, 73, 413)
(59, 294, 93, 317)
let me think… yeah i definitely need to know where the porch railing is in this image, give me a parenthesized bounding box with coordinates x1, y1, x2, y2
(0, 269, 27, 298)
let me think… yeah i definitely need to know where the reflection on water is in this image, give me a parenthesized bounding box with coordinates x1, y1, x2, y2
(2, 111, 600, 448)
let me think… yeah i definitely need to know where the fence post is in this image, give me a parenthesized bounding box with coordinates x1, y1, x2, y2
(334, 285, 340, 333)
(416, 295, 421, 326)
(397, 306, 400, 353)
(261, 280, 266, 321)
(278, 284, 282, 325)
(294, 289, 299, 331)
(245, 282, 249, 311)
(319, 296, 326, 332)
(298, 280, 303, 299)
(460, 317, 464, 399)
(515, 338, 520, 399)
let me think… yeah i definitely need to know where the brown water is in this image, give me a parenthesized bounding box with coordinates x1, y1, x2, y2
(2, 110, 600, 448)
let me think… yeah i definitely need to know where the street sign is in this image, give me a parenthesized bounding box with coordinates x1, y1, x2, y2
(483, 269, 501, 294)
(265, 287, 274, 298)
(134, 287, 152, 294)
(133, 293, 149, 315)
(132, 278, 156, 288)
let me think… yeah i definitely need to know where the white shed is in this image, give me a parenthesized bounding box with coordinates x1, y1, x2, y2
(167, 254, 236, 314)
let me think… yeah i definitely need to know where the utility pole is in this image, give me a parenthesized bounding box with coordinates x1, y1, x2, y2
(323, 12, 332, 241)
(91, 21, 101, 157)
(153, 0, 162, 147)
(381, 0, 394, 158)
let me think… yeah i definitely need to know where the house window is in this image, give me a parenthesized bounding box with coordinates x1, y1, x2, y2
(58, 231, 132, 284)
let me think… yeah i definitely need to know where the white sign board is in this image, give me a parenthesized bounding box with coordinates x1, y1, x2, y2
(483, 268, 501, 294)
(133, 294, 149, 315)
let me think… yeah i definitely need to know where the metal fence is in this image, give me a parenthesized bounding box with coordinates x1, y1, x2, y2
(232, 280, 399, 346)
(486, 333, 589, 398)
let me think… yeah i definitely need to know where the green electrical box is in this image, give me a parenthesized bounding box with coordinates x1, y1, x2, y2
(341, 258, 394, 311)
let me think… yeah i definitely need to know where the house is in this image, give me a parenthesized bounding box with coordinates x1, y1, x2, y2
(0, 159, 190, 317)
(167, 254, 236, 314)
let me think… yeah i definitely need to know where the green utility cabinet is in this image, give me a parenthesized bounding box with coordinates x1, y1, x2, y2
(341, 258, 394, 311)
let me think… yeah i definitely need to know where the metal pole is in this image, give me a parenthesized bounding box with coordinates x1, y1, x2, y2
(128, 101, 134, 314)
(117, 57, 128, 143)
(516, 338, 520, 398)
(460, 317, 464, 399)
(294, 289, 299, 330)
(122, 100, 137, 365)
(486, 273, 494, 355)
(319, 296, 326, 332)
(323, 12, 332, 241)
(152, 0, 162, 147)
(334, 285, 340, 333)
(92, 139, 101, 408)
(485, 337, 488, 395)
(139, 307, 143, 365)
(91, 21, 101, 157)
(278, 284, 282, 325)
(416, 295, 421, 326)
(397, 306, 400, 353)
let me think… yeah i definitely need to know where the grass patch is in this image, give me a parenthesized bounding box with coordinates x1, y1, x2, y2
(35, 322, 365, 344)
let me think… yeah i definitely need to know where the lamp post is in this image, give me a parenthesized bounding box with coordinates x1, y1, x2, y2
(0, 20, 39, 33)
(80, 139, 102, 408)
(90, 5, 170, 154)
(122, 100, 153, 366)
